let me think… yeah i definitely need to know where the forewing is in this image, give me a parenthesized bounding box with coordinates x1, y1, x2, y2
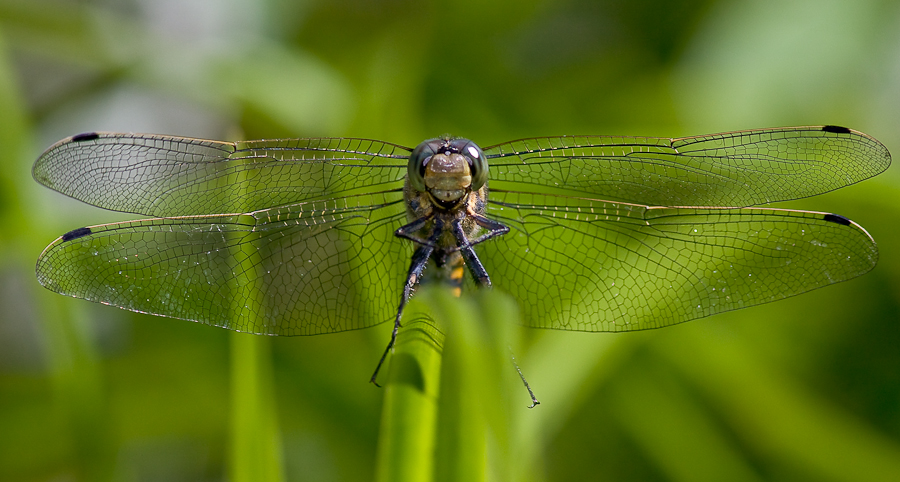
(33, 133, 410, 216)
(482, 192, 877, 332)
(485, 126, 890, 207)
(35, 192, 409, 335)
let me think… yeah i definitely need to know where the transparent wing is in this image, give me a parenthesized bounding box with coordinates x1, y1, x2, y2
(33, 133, 411, 216)
(485, 126, 890, 207)
(482, 192, 877, 332)
(35, 192, 409, 335)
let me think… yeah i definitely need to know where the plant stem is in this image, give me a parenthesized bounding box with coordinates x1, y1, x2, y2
(230, 333, 285, 482)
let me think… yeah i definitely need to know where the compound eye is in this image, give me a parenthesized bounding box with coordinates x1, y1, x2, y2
(408, 140, 439, 192)
(453, 139, 487, 190)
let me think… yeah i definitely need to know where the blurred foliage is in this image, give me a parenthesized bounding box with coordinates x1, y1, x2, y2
(1, 0, 900, 481)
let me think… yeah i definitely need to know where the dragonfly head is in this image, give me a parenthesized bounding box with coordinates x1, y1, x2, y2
(408, 137, 487, 207)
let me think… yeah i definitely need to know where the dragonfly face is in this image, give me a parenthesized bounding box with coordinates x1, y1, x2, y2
(407, 137, 488, 205)
(32, 126, 891, 382)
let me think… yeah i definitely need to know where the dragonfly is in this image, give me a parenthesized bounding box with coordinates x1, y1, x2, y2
(34, 125, 890, 386)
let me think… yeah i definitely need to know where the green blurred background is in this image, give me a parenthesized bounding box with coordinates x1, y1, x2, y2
(2, 0, 900, 480)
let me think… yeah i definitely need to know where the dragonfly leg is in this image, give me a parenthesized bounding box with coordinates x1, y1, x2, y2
(394, 213, 435, 247)
(466, 211, 510, 247)
(445, 211, 509, 254)
(451, 219, 492, 287)
(510, 348, 540, 409)
(372, 217, 443, 386)
(370, 243, 434, 386)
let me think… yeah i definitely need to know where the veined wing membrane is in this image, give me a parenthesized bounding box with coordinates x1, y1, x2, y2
(485, 126, 890, 207)
(482, 191, 877, 332)
(33, 133, 411, 217)
(36, 191, 409, 335)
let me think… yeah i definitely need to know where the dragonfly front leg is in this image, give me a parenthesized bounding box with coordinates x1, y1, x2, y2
(466, 211, 510, 247)
(394, 213, 435, 247)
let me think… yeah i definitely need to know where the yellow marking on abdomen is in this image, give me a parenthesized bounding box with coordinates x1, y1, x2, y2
(450, 261, 465, 298)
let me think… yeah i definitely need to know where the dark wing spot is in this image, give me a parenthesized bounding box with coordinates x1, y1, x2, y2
(822, 125, 851, 134)
(71, 132, 100, 142)
(823, 213, 851, 226)
(61, 227, 93, 242)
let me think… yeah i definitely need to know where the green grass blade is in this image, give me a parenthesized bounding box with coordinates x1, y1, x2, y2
(434, 288, 526, 482)
(375, 295, 445, 482)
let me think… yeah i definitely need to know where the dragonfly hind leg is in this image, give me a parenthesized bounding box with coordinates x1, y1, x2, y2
(370, 217, 443, 385)
(510, 349, 540, 408)
(370, 243, 434, 386)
